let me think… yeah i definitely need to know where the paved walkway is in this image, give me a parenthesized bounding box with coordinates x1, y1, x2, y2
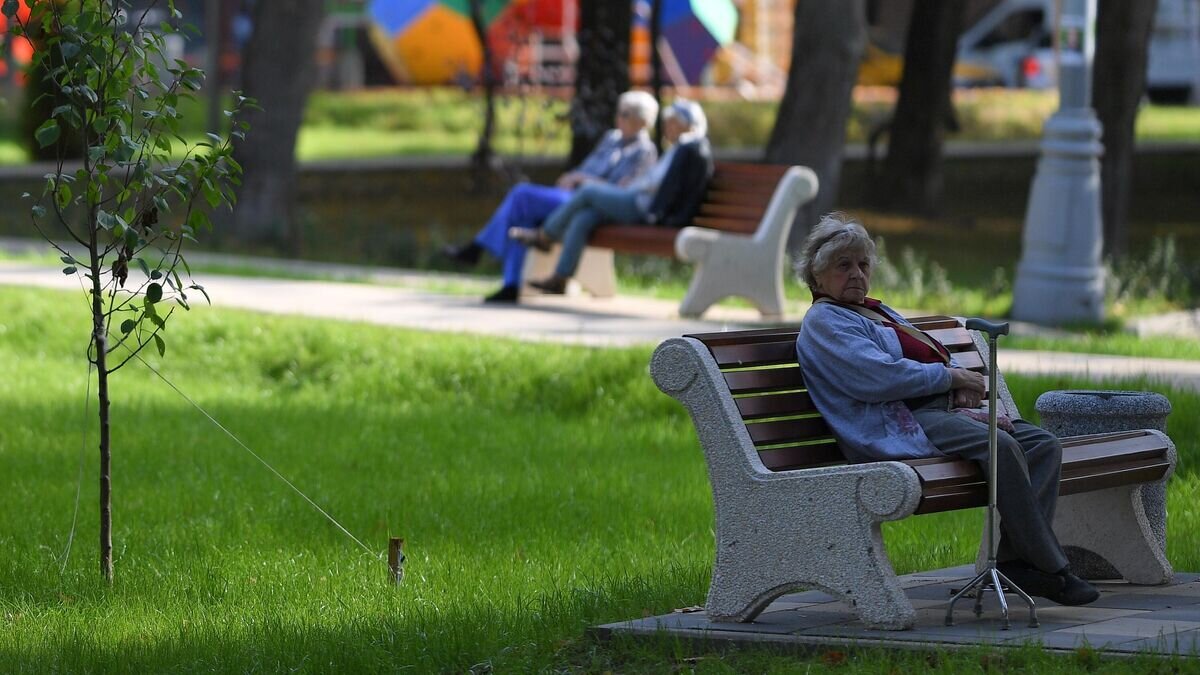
(596, 566, 1200, 658)
(4, 249, 1200, 390)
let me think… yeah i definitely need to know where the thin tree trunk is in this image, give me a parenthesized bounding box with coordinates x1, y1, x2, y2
(568, 0, 631, 166)
(469, 0, 497, 190)
(88, 203, 113, 583)
(877, 0, 966, 215)
(765, 0, 866, 249)
(1094, 0, 1158, 258)
(650, 0, 664, 151)
(230, 0, 325, 249)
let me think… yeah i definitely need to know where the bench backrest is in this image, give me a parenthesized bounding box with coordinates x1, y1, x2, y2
(694, 162, 794, 235)
(684, 315, 991, 472)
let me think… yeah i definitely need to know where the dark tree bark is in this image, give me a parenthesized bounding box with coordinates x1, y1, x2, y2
(1094, 0, 1158, 258)
(568, 0, 632, 166)
(469, 0, 497, 190)
(765, 0, 867, 249)
(230, 0, 326, 248)
(650, 0, 664, 150)
(876, 0, 966, 215)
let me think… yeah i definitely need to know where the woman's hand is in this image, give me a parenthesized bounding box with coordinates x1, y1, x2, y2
(555, 172, 583, 190)
(953, 388, 984, 409)
(948, 367, 986, 394)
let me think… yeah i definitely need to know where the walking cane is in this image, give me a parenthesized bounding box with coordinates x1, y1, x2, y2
(944, 318, 1038, 629)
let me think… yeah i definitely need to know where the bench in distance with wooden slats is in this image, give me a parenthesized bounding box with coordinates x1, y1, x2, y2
(523, 161, 818, 319)
(649, 316, 1176, 630)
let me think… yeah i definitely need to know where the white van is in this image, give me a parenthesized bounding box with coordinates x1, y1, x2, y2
(956, 0, 1200, 103)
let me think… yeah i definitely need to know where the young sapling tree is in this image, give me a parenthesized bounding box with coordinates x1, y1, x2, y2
(2, 0, 250, 582)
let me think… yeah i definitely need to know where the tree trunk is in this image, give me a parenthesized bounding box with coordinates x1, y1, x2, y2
(876, 0, 966, 215)
(650, 0, 664, 151)
(765, 0, 866, 249)
(87, 204, 113, 583)
(1094, 0, 1157, 258)
(230, 0, 326, 249)
(469, 0, 497, 191)
(568, 0, 632, 166)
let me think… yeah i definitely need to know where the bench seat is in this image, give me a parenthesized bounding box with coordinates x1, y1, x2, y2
(651, 316, 1176, 629)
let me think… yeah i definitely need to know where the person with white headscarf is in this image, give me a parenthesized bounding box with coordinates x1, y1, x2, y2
(512, 99, 714, 294)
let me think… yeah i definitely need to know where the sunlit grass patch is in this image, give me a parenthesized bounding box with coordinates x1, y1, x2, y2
(1, 285, 1197, 671)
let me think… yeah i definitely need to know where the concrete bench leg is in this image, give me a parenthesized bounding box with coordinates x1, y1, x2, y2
(706, 517, 915, 630)
(676, 228, 785, 319)
(1053, 484, 1174, 585)
(522, 245, 616, 298)
(704, 471, 922, 630)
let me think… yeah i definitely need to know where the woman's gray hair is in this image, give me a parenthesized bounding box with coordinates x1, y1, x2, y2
(663, 98, 707, 138)
(617, 90, 659, 127)
(795, 212, 877, 291)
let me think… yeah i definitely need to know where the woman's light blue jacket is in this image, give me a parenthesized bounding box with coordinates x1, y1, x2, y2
(795, 300, 957, 463)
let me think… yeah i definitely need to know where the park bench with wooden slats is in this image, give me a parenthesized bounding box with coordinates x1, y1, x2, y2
(649, 316, 1176, 630)
(523, 161, 819, 319)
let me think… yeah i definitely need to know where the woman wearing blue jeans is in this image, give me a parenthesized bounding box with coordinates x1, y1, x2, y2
(441, 91, 658, 302)
(512, 100, 713, 294)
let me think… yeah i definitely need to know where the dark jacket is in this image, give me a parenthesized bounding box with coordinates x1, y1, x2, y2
(645, 137, 714, 228)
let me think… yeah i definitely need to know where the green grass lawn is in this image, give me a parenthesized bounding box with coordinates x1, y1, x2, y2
(2, 285, 1198, 672)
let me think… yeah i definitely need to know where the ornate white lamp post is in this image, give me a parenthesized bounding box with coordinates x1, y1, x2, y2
(1012, 0, 1105, 325)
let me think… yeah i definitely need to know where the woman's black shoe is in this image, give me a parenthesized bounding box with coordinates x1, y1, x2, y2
(441, 242, 482, 267)
(508, 227, 552, 253)
(484, 285, 519, 303)
(997, 561, 1100, 606)
(529, 275, 568, 295)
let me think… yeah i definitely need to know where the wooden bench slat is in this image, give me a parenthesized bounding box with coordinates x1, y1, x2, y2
(907, 430, 1171, 491)
(698, 203, 767, 219)
(926, 327, 974, 349)
(955, 351, 985, 370)
(908, 316, 963, 330)
(709, 340, 797, 368)
(746, 417, 831, 445)
(687, 327, 801, 346)
(690, 216, 760, 234)
(590, 226, 678, 257)
(1058, 458, 1172, 496)
(705, 179, 778, 196)
(915, 456, 1173, 514)
(736, 391, 818, 419)
(704, 190, 774, 208)
(1057, 432, 1171, 470)
(713, 162, 790, 178)
(724, 367, 805, 394)
(758, 442, 845, 471)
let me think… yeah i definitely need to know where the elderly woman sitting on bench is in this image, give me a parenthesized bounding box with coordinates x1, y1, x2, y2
(512, 99, 714, 295)
(794, 212, 1100, 607)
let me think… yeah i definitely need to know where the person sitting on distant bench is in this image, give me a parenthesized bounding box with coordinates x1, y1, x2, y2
(512, 99, 713, 295)
(440, 90, 659, 303)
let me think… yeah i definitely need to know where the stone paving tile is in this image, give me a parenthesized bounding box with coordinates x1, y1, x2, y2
(1113, 629, 1200, 655)
(1056, 616, 1200, 639)
(751, 608, 857, 632)
(1033, 605, 1149, 624)
(1143, 607, 1200, 621)
(1088, 592, 1200, 611)
(1136, 580, 1200, 596)
(1029, 631, 1139, 651)
(904, 584, 958, 601)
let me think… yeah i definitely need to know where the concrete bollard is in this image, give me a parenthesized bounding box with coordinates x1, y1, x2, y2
(1036, 390, 1172, 579)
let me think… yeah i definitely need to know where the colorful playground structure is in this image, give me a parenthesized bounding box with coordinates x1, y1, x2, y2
(364, 0, 776, 89)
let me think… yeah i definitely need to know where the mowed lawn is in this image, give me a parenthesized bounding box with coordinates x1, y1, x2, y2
(2, 285, 1197, 673)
